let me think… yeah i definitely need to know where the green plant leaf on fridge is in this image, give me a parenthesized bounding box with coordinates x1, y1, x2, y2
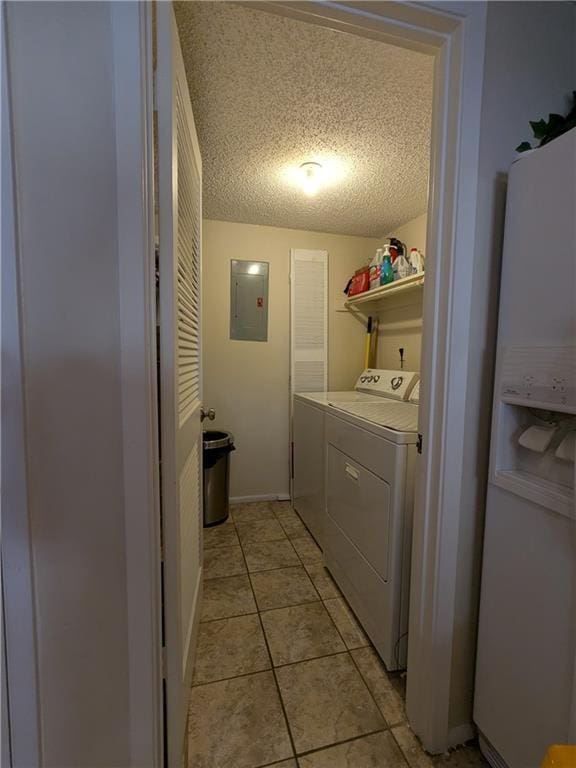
(529, 118, 548, 139)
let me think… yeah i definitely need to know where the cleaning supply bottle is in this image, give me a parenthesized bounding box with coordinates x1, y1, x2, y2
(409, 248, 425, 274)
(369, 248, 383, 291)
(380, 245, 394, 285)
(390, 240, 404, 280)
(395, 251, 411, 280)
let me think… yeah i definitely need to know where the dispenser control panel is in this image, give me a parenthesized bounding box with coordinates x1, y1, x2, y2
(354, 369, 419, 401)
(499, 346, 576, 413)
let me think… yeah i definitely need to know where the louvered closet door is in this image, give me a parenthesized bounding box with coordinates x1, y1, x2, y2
(157, 5, 203, 765)
(290, 249, 328, 394)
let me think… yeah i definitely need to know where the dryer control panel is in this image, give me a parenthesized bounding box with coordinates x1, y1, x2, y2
(354, 369, 419, 401)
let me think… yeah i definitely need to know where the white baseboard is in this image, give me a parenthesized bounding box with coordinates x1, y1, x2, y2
(478, 733, 509, 768)
(230, 493, 291, 504)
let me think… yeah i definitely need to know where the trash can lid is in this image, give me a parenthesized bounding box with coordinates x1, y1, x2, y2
(203, 430, 234, 449)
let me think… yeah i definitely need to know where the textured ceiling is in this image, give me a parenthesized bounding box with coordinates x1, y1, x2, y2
(174, 2, 434, 238)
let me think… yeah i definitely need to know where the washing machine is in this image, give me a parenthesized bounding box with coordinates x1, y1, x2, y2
(323, 379, 420, 671)
(292, 370, 418, 550)
(292, 374, 385, 545)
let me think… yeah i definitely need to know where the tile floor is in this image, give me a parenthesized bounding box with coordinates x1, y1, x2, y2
(189, 500, 488, 768)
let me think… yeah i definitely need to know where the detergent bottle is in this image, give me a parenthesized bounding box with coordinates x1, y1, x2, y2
(380, 245, 394, 285)
(409, 248, 425, 274)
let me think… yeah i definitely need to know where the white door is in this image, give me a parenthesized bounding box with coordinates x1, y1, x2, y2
(289, 249, 328, 396)
(156, 5, 203, 765)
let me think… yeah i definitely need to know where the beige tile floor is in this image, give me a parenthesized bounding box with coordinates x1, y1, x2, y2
(189, 500, 488, 768)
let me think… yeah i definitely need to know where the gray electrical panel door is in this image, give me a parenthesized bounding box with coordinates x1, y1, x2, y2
(230, 260, 269, 342)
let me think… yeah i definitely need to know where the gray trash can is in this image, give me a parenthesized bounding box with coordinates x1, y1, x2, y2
(203, 430, 235, 527)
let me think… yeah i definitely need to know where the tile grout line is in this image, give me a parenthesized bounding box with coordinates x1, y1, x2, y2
(196, 502, 415, 767)
(346, 647, 400, 732)
(251, 558, 324, 608)
(255, 608, 300, 763)
(192, 648, 374, 689)
(200, 591, 332, 624)
(263, 504, 395, 761)
(294, 584, 397, 739)
(389, 723, 424, 768)
(274, 506, 328, 572)
(190, 661, 409, 761)
(268, 648, 352, 672)
(238, 505, 301, 764)
(269, 507, 379, 692)
(276, 509, 365, 658)
(204, 563, 290, 580)
(197, 606, 401, 725)
(293, 726, 392, 761)
(200, 608, 259, 625)
(338, 608, 410, 733)
(257, 596, 329, 617)
(282, 511, 404, 738)
(322, 601, 371, 653)
(195, 514, 271, 689)
(205, 559, 321, 581)
(285, 505, 409, 738)
(258, 505, 351, 662)
(243, 527, 304, 573)
(273, 513, 324, 572)
(195, 509, 299, 762)
(191, 666, 275, 690)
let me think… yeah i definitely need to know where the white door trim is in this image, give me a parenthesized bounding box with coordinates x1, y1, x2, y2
(111, 4, 163, 766)
(1, 0, 488, 760)
(1, 5, 42, 763)
(156, 4, 205, 765)
(2, 4, 163, 764)
(248, 0, 488, 752)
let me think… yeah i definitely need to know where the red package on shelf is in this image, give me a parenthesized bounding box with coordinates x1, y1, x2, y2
(348, 267, 370, 296)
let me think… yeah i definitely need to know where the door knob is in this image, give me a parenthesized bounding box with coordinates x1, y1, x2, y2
(201, 407, 216, 422)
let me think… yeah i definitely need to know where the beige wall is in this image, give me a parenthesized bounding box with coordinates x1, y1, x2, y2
(202, 219, 378, 499)
(385, 211, 428, 253)
(376, 212, 428, 371)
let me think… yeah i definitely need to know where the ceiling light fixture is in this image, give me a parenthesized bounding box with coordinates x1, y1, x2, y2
(281, 157, 346, 195)
(299, 162, 323, 197)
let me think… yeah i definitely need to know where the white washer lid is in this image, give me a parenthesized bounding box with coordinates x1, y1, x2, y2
(295, 390, 382, 405)
(333, 401, 419, 433)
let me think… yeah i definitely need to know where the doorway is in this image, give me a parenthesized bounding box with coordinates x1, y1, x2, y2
(152, 0, 488, 763)
(1, 2, 489, 766)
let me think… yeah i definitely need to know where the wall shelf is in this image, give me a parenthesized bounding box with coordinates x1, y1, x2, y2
(344, 272, 425, 311)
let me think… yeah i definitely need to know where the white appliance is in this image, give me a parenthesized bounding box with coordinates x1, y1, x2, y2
(323, 375, 420, 671)
(294, 368, 419, 670)
(474, 128, 576, 768)
(292, 369, 418, 545)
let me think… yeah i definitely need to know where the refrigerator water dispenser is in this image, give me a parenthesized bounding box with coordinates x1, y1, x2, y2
(490, 345, 576, 518)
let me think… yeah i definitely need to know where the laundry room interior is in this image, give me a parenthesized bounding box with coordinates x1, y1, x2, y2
(181, 1, 432, 503)
(166, 2, 576, 767)
(4, 1, 575, 767)
(172, 2, 457, 766)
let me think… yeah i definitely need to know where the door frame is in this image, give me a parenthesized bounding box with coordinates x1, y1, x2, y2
(1, 0, 488, 763)
(225, 0, 488, 752)
(52, 0, 486, 763)
(111, 4, 163, 766)
(114, 0, 486, 752)
(155, 3, 205, 766)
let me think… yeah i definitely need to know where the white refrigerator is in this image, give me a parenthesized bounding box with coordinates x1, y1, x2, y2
(474, 127, 576, 767)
